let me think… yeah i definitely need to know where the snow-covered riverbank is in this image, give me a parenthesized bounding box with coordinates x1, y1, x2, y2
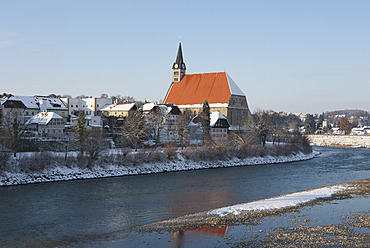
(307, 135, 370, 148)
(0, 151, 319, 187)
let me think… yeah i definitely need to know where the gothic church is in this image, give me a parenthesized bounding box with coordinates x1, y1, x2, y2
(164, 41, 251, 126)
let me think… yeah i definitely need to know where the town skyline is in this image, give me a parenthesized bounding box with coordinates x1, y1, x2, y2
(1, 1, 370, 113)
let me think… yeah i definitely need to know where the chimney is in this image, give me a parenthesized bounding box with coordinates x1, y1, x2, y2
(39, 99, 47, 112)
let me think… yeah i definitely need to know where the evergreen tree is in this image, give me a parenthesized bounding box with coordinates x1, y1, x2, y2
(202, 100, 211, 131)
(201, 100, 211, 143)
(304, 114, 316, 134)
(75, 112, 87, 155)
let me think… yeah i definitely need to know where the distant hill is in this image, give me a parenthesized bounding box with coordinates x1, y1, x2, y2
(325, 109, 369, 117)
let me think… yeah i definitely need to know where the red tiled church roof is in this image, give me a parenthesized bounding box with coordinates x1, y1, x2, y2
(164, 72, 244, 105)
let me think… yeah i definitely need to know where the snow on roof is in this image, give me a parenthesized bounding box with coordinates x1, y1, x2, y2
(210, 112, 227, 127)
(226, 73, 245, 96)
(1, 95, 67, 110)
(177, 103, 228, 109)
(164, 72, 245, 105)
(100, 103, 135, 112)
(98, 104, 111, 111)
(28, 112, 63, 125)
(209, 185, 346, 217)
(189, 111, 228, 127)
(5, 95, 39, 109)
(0, 97, 8, 105)
(143, 102, 157, 112)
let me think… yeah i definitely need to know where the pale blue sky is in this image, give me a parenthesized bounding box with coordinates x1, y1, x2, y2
(1, 0, 369, 113)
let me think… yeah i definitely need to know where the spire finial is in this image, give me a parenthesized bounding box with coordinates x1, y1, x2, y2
(179, 36, 181, 43)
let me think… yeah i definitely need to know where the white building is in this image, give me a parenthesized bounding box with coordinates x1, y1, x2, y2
(60, 97, 112, 117)
(351, 126, 369, 135)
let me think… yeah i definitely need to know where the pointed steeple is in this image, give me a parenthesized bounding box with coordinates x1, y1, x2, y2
(172, 40, 186, 83)
(172, 40, 186, 70)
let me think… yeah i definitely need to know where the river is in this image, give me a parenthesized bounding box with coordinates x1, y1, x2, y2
(0, 146, 369, 247)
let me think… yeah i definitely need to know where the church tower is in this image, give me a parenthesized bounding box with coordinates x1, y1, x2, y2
(172, 40, 186, 83)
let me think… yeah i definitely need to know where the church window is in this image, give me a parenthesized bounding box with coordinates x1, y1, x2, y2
(174, 78, 178, 82)
(174, 71, 179, 76)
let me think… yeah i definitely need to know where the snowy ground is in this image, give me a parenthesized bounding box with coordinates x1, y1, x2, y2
(208, 185, 347, 217)
(0, 151, 319, 187)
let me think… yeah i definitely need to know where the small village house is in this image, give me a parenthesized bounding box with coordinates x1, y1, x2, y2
(27, 111, 65, 137)
(0, 94, 68, 123)
(189, 111, 230, 144)
(100, 103, 137, 118)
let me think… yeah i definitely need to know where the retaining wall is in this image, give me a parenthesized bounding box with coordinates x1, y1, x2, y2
(307, 135, 370, 148)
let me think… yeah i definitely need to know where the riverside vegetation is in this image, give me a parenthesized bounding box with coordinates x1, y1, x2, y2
(0, 109, 312, 180)
(0, 132, 311, 176)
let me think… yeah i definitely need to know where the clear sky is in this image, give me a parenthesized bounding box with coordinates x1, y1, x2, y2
(1, 0, 369, 113)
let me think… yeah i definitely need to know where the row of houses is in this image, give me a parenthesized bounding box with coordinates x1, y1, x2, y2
(0, 93, 232, 143)
(1, 41, 252, 144)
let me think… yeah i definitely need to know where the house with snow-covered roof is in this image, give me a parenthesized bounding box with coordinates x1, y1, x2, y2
(164, 41, 251, 127)
(27, 111, 65, 137)
(189, 111, 230, 143)
(0, 94, 68, 124)
(100, 103, 137, 118)
(142, 102, 183, 144)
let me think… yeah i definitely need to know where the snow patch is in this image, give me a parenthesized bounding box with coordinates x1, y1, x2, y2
(208, 185, 346, 217)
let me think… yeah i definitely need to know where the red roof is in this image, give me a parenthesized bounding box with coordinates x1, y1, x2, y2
(164, 72, 233, 105)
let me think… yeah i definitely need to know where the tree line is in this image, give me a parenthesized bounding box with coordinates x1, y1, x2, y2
(1, 104, 313, 172)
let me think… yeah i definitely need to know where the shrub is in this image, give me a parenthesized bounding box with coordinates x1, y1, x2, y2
(19, 152, 59, 172)
(0, 151, 11, 172)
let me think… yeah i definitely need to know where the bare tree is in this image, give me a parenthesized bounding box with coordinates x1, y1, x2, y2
(339, 117, 351, 134)
(76, 95, 88, 99)
(84, 129, 109, 167)
(1, 110, 30, 157)
(175, 110, 192, 149)
(100, 93, 109, 99)
(121, 111, 147, 152)
(146, 110, 165, 145)
(257, 112, 271, 147)
(112, 95, 136, 104)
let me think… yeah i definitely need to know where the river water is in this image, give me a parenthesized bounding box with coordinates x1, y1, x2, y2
(0, 146, 369, 247)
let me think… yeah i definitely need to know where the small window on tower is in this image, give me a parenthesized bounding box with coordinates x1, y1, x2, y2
(174, 71, 179, 76)
(174, 78, 178, 82)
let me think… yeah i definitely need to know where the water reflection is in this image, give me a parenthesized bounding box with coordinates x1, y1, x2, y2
(167, 173, 233, 217)
(171, 226, 228, 248)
